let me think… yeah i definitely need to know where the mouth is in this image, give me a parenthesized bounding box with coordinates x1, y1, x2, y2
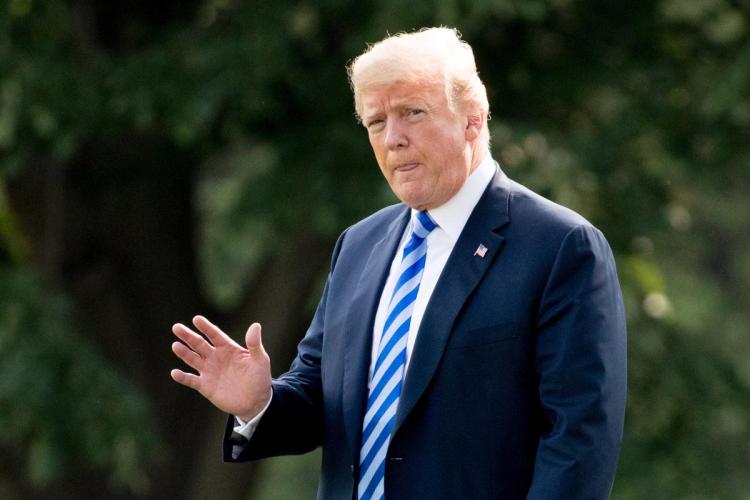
(393, 161, 421, 172)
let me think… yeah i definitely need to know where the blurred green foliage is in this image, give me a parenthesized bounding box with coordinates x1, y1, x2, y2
(1, 0, 749, 498)
(0, 267, 160, 492)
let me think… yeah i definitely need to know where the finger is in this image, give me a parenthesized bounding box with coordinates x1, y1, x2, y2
(172, 341, 204, 372)
(245, 322, 265, 353)
(172, 323, 213, 357)
(170, 369, 202, 391)
(192, 315, 233, 347)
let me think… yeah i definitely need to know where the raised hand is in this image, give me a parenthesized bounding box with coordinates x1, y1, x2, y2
(170, 315, 272, 421)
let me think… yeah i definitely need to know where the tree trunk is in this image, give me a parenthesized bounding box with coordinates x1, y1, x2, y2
(6, 138, 333, 499)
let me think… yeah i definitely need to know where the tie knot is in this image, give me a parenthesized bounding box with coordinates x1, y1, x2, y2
(412, 210, 437, 239)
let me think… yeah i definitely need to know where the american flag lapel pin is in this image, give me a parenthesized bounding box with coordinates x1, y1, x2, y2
(474, 244, 488, 258)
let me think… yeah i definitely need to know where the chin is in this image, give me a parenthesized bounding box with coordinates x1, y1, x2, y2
(402, 199, 432, 211)
(392, 184, 425, 207)
(395, 192, 425, 209)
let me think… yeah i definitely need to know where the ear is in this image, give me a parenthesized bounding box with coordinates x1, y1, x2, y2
(464, 112, 484, 142)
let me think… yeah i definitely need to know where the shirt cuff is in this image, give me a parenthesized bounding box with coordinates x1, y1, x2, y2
(232, 393, 273, 440)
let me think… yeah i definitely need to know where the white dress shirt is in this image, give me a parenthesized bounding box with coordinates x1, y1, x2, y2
(367, 153, 496, 380)
(234, 153, 497, 439)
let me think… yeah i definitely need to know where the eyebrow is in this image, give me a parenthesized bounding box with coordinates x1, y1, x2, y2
(392, 96, 430, 109)
(362, 111, 384, 124)
(363, 97, 432, 122)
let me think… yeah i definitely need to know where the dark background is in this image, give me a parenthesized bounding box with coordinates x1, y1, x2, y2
(1, 0, 749, 498)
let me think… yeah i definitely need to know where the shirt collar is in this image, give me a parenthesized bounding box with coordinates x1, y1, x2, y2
(413, 152, 497, 242)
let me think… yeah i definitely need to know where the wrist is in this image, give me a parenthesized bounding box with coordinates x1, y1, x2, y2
(237, 388, 272, 422)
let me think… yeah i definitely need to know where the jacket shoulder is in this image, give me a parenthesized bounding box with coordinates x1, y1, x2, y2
(328, 203, 406, 270)
(506, 179, 597, 237)
(340, 202, 406, 245)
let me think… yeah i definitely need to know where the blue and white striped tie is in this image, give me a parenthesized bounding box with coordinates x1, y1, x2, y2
(358, 210, 438, 500)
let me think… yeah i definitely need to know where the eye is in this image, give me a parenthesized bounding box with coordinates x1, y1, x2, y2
(406, 108, 425, 120)
(366, 118, 385, 131)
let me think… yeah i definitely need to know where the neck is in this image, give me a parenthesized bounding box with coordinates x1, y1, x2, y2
(468, 146, 488, 174)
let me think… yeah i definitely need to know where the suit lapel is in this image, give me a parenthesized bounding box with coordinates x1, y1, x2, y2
(342, 207, 410, 465)
(393, 169, 512, 434)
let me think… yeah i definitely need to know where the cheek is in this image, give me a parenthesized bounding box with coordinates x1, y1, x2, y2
(435, 136, 468, 188)
(368, 138, 387, 169)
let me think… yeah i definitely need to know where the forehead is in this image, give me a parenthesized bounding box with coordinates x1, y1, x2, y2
(360, 81, 447, 115)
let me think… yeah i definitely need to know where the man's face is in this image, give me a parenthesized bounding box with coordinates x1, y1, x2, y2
(361, 81, 475, 211)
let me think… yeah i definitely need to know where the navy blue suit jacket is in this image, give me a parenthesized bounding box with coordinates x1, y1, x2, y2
(224, 169, 627, 499)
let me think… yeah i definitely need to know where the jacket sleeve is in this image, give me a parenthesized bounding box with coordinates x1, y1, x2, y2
(526, 224, 627, 500)
(223, 229, 348, 462)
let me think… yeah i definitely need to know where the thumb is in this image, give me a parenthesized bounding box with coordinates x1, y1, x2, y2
(245, 322, 264, 353)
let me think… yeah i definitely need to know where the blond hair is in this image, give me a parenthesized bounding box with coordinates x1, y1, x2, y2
(347, 27, 490, 126)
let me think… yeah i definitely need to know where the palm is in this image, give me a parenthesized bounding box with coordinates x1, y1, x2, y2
(170, 316, 272, 421)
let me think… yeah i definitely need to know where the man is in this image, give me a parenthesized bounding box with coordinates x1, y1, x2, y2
(171, 27, 627, 499)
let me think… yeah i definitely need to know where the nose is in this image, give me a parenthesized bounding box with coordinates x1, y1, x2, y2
(384, 119, 408, 150)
